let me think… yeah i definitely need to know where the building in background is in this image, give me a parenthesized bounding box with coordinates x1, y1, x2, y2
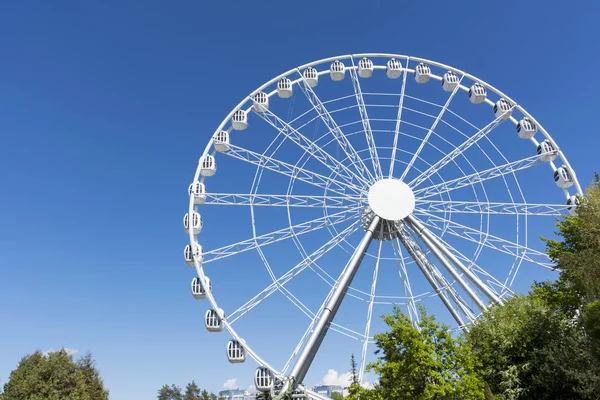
(312, 385, 345, 398)
(218, 388, 255, 400)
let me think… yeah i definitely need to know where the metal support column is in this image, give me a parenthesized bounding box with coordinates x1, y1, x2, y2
(289, 216, 381, 384)
(406, 215, 503, 305)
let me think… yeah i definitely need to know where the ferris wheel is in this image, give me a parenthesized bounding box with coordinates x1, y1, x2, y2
(183, 54, 582, 399)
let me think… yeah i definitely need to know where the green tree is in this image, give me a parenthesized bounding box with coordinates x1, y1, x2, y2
(331, 392, 344, 399)
(349, 354, 358, 386)
(349, 305, 484, 400)
(2, 349, 109, 400)
(184, 381, 201, 400)
(158, 384, 183, 400)
(255, 392, 271, 400)
(468, 295, 600, 399)
(200, 389, 210, 400)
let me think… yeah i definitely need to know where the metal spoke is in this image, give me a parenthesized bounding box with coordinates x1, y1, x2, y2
(296, 68, 376, 183)
(203, 193, 360, 209)
(400, 74, 464, 181)
(255, 107, 371, 188)
(414, 153, 557, 199)
(349, 56, 383, 179)
(289, 216, 381, 385)
(359, 229, 383, 384)
(389, 59, 409, 178)
(202, 207, 359, 264)
(416, 199, 569, 216)
(409, 106, 516, 189)
(224, 143, 363, 197)
(391, 235, 420, 327)
(415, 211, 554, 269)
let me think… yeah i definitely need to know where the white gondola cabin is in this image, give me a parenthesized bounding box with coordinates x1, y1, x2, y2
(414, 63, 431, 83)
(213, 130, 230, 153)
(517, 117, 537, 139)
(226, 340, 246, 363)
(277, 78, 293, 98)
(232, 110, 248, 130)
(442, 71, 459, 92)
(205, 308, 224, 332)
(537, 140, 557, 162)
(254, 367, 274, 392)
(468, 83, 487, 104)
(554, 166, 574, 189)
(567, 195, 580, 216)
(386, 58, 402, 79)
(303, 67, 318, 87)
(184, 243, 203, 266)
(200, 155, 216, 177)
(493, 98, 513, 120)
(183, 211, 202, 235)
(358, 57, 374, 78)
(330, 60, 345, 81)
(188, 181, 206, 205)
(191, 276, 211, 299)
(253, 92, 269, 113)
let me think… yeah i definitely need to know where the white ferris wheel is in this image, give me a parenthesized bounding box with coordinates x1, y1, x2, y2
(183, 53, 582, 399)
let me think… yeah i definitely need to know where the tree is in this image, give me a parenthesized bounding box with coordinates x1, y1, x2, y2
(331, 392, 344, 400)
(349, 354, 358, 386)
(184, 381, 201, 400)
(255, 391, 272, 400)
(468, 295, 600, 399)
(158, 384, 183, 400)
(349, 305, 484, 400)
(2, 349, 109, 400)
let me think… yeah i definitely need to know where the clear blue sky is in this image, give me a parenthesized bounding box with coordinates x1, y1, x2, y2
(1, 1, 599, 399)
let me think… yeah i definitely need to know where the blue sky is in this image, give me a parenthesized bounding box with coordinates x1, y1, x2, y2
(1, 1, 600, 399)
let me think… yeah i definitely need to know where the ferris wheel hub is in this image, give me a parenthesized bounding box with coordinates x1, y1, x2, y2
(367, 178, 415, 221)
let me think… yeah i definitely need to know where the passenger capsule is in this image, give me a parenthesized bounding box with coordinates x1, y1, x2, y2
(184, 243, 203, 266)
(330, 60, 345, 81)
(554, 166, 574, 189)
(414, 63, 431, 83)
(493, 98, 513, 120)
(386, 58, 402, 79)
(205, 308, 224, 332)
(214, 130, 230, 153)
(303, 67, 318, 87)
(468, 83, 487, 104)
(537, 140, 557, 162)
(183, 211, 202, 235)
(188, 181, 206, 205)
(254, 367, 274, 392)
(191, 276, 211, 299)
(226, 340, 246, 363)
(566, 195, 580, 216)
(516, 117, 537, 139)
(277, 78, 293, 98)
(441, 71, 459, 92)
(358, 57, 374, 78)
(253, 92, 269, 113)
(200, 155, 216, 177)
(232, 110, 248, 130)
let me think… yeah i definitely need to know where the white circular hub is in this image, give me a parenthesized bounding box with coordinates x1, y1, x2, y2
(367, 178, 415, 221)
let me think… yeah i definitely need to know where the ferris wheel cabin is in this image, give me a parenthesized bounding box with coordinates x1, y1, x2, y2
(493, 98, 513, 120)
(330, 60, 345, 81)
(554, 166, 574, 189)
(227, 340, 247, 363)
(183, 211, 203, 235)
(468, 83, 487, 104)
(567, 195, 580, 216)
(517, 117, 537, 139)
(188, 181, 206, 205)
(200, 155, 216, 177)
(442, 71, 459, 92)
(231, 110, 248, 130)
(303, 67, 318, 87)
(537, 140, 558, 162)
(414, 63, 431, 83)
(191, 276, 211, 300)
(386, 58, 402, 79)
(214, 130, 230, 153)
(184, 243, 203, 266)
(254, 367, 274, 392)
(205, 308, 224, 332)
(253, 92, 269, 113)
(358, 57, 374, 78)
(277, 78, 293, 98)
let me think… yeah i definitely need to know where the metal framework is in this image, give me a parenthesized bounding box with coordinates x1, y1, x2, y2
(184, 54, 582, 398)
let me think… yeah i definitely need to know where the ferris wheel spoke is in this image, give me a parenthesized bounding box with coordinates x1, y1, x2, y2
(414, 211, 554, 269)
(359, 235, 383, 384)
(409, 105, 516, 189)
(414, 152, 557, 199)
(202, 207, 359, 264)
(400, 74, 464, 181)
(227, 221, 360, 324)
(254, 107, 371, 188)
(389, 60, 409, 178)
(296, 69, 377, 183)
(391, 235, 420, 327)
(202, 192, 360, 210)
(224, 143, 363, 196)
(396, 224, 469, 327)
(349, 56, 383, 179)
(416, 199, 569, 216)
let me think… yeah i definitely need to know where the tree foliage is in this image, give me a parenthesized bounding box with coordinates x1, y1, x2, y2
(349, 305, 484, 400)
(2, 349, 109, 400)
